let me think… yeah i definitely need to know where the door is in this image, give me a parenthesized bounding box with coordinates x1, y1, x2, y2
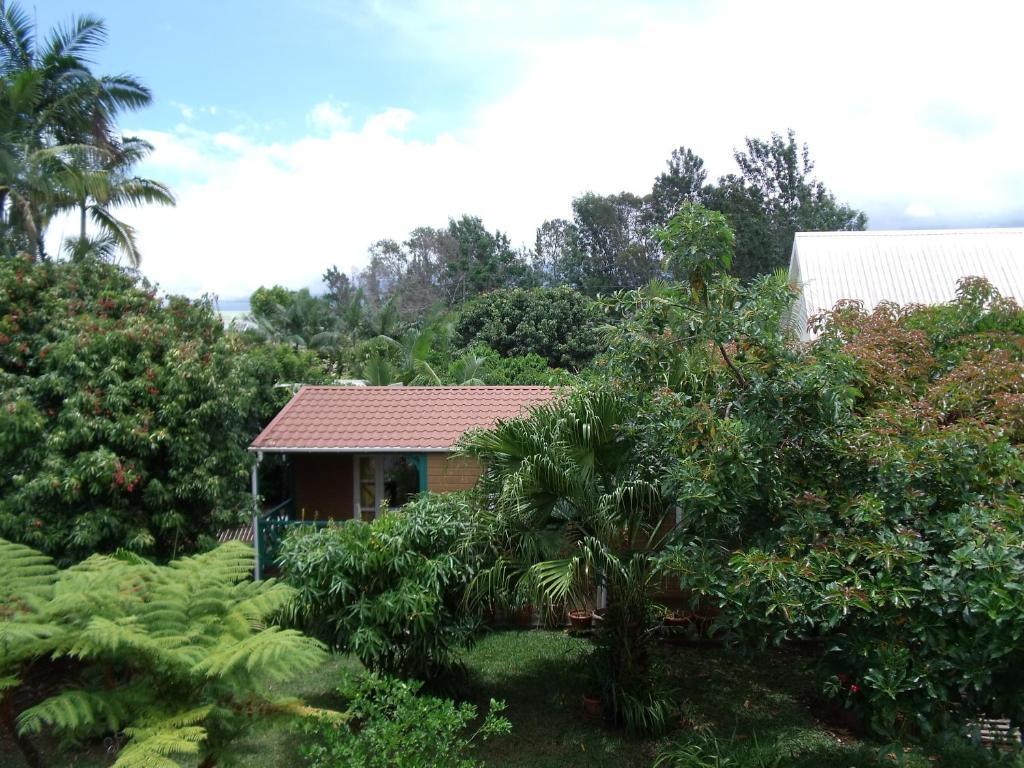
(353, 454, 424, 520)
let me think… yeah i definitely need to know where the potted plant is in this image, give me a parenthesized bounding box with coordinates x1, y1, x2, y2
(581, 692, 602, 718)
(512, 603, 534, 629)
(663, 608, 692, 628)
(568, 608, 593, 632)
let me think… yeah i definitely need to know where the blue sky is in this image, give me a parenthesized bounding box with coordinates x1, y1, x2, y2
(39, 1, 503, 142)
(37, 1, 1024, 302)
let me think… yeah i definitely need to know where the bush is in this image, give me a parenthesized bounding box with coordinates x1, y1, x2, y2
(299, 673, 510, 768)
(655, 278, 1024, 737)
(0, 256, 328, 562)
(279, 493, 484, 682)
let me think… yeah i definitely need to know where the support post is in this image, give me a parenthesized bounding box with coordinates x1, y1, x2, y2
(251, 451, 263, 580)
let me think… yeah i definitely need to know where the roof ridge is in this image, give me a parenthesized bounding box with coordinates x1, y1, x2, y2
(796, 228, 1024, 238)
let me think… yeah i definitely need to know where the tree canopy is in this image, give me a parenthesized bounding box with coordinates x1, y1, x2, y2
(0, 256, 327, 563)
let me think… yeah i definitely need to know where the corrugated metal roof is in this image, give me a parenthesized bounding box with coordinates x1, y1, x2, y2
(789, 228, 1024, 339)
(249, 385, 556, 452)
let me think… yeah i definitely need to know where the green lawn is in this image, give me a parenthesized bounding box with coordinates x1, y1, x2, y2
(3, 630, 1020, 767)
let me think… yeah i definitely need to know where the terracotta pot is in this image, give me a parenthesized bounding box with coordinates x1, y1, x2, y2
(663, 612, 693, 628)
(581, 693, 602, 718)
(513, 604, 534, 628)
(568, 610, 593, 632)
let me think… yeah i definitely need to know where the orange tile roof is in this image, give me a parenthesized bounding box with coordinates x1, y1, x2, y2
(249, 385, 557, 452)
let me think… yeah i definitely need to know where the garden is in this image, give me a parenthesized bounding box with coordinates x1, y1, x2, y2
(0, 6, 1022, 761)
(4, 205, 1024, 767)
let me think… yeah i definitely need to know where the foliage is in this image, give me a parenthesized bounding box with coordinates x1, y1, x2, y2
(605, 209, 1024, 738)
(299, 673, 510, 768)
(711, 287, 1024, 737)
(0, 1, 172, 263)
(454, 286, 602, 370)
(456, 387, 677, 735)
(534, 131, 863, 291)
(0, 257, 327, 563)
(474, 346, 574, 387)
(0, 539, 337, 768)
(278, 493, 485, 683)
(706, 129, 867, 280)
(563, 204, 1024, 740)
(244, 286, 341, 351)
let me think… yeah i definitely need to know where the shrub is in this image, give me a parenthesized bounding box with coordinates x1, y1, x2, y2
(601, 209, 1024, 740)
(279, 493, 484, 683)
(658, 279, 1024, 738)
(0, 256, 327, 563)
(299, 673, 510, 768)
(0, 539, 336, 768)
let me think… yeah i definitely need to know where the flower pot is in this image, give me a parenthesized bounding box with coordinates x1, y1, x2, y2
(513, 604, 534, 629)
(568, 610, 593, 632)
(581, 693, 602, 719)
(663, 612, 693, 628)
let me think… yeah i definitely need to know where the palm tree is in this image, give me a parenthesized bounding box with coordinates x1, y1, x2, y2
(0, 3, 151, 148)
(62, 136, 175, 266)
(0, 2, 167, 260)
(245, 289, 339, 350)
(455, 388, 678, 734)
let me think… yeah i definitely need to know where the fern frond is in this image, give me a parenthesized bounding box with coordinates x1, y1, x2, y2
(114, 725, 206, 768)
(0, 676, 20, 691)
(17, 688, 130, 736)
(249, 696, 349, 724)
(194, 627, 327, 683)
(0, 538, 58, 605)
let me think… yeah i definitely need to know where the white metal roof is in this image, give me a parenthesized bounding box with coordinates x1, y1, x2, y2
(789, 228, 1024, 340)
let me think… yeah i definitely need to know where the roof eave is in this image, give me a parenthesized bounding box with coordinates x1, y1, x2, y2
(248, 446, 455, 454)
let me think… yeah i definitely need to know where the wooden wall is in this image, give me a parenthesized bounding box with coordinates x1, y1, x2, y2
(426, 454, 481, 493)
(293, 453, 355, 520)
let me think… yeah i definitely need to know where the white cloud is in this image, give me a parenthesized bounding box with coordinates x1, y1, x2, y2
(309, 101, 352, 134)
(48, 0, 1024, 300)
(904, 203, 936, 219)
(364, 108, 415, 135)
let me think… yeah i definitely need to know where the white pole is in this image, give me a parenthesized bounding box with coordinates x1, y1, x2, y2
(251, 451, 263, 580)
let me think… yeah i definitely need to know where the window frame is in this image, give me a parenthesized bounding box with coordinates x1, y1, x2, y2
(352, 453, 427, 521)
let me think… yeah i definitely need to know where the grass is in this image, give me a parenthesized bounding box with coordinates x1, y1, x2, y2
(2, 630, 1021, 767)
(463, 631, 1023, 768)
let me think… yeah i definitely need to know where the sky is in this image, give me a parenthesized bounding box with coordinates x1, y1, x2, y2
(38, 0, 1024, 305)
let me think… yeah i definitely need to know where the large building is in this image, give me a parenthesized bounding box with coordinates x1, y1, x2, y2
(788, 228, 1024, 340)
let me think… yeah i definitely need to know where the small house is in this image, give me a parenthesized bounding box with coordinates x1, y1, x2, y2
(249, 385, 555, 521)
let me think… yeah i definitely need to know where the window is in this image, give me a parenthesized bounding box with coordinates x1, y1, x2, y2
(353, 454, 424, 520)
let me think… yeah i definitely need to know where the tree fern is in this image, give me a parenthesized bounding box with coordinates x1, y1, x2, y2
(17, 688, 130, 736)
(0, 538, 337, 766)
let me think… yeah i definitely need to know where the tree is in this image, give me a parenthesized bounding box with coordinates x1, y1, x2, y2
(441, 215, 533, 304)
(457, 388, 677, 735)
(0, 2, 169, 262)
(649, 146, 707, 228)
(0, 257, 328, 563)
(62, 135, 175, 267)
(711, 130, 866, 279)
(567, 192, 661, 294)
(357, 239, 407, 308)
(532, 217, 577, 288)
(246, 286, 339, 350)
(0, 539, 338, 768)
(454, 286, 602, 370)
